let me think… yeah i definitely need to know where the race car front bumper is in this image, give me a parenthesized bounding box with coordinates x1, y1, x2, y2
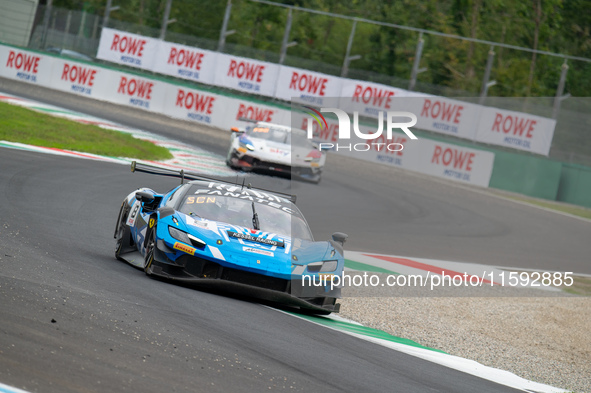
(151, 242, 340, 314)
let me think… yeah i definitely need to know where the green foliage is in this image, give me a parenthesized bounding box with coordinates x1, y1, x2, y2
(51, 0, 591, 97)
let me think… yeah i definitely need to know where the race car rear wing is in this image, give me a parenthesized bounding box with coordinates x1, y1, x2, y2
(130, 161, 297, 203)
(237, 117, 257, 123)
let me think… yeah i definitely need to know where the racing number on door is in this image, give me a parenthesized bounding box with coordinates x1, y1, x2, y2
(127, 201, 140, 226)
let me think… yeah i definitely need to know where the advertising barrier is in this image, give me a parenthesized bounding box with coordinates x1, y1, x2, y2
(217, 99, 291, 131)
(106, 71, 167, 113)
(475, 106, 555, 156)
(93, 28, 557, 157)
(339, 79, 408, 118)
(274, 65, 343, 106)
(162, 84, 225, 126)
(213, 53, 280, 97)
(50, 58, 111, 100)
(291, 111, 494, 187)
(96, 27, 158, 70)
(414, 139, 495, 187)
(2, 43, 496, 187)
(405, 96, 481, 141)
(153, 41, 217, 85)
(0, 46, 52, 86)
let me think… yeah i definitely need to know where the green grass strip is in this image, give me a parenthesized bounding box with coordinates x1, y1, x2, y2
(504, 195, 591, 220)
(345, 258, 400, 274)
(0, 101, 173, 161)
(293, 312, 446, 353)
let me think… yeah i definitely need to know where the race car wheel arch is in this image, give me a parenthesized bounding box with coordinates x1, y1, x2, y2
(114, 201, 132, 261)
(144, 223, 156, 275)
(225, 148, 239, 169)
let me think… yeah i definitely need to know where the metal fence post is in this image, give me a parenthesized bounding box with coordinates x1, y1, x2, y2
(479, 47, 496, 105)
(159, 0, 176, 40)
(279, 8, 295, 65)
(103, 0, 119, 29)
(41, 0, 53, 49)
(409, 32, 427, 91)
(51, 9, 57, 30)
(218, 0, 235, 52)
(103, 0, 112, 28)
(341, 19, 360, 77)
(78, 11, 87, 38)
(62, 11, 71, 49)
(552, 60, 570, 119)
(91, 14, 99, 40)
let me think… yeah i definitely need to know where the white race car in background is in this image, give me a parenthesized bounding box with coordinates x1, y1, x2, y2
(225, 122, 326, 183)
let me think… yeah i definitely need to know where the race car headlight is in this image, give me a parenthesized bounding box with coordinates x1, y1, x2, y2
(239, 141, 255, 151)
(169, 226, 191, 243)
(306, 260, 338, 273)
(169, 226, 206, 249)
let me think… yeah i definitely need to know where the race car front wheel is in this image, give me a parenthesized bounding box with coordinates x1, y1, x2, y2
(225, 149, 239, 169)
(144, 225, 156, 275)
(114, 202, 129, 261)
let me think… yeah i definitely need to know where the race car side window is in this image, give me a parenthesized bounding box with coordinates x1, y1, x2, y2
(165, 184, 190, 208)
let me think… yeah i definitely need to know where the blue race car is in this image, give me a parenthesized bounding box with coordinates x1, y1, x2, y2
(114, 162, 347, 314)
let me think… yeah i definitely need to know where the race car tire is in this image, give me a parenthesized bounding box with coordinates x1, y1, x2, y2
(225, 149, 238, 169)
(225, 158, 236, 169)
(114, 202, 130, 261)
(144, 225, 156, 275)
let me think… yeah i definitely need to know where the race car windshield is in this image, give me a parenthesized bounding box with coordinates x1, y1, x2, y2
(286, 129, 315, 148)
(179, 194, 313, 241)
(246, 126, 289, 143)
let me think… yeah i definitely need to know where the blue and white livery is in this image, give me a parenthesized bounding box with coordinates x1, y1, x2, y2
(114, 162, 346, 314)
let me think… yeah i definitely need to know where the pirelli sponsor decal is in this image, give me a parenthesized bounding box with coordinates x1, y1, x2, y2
(173, 242, 196, 255)
(227, 231, 284, 247)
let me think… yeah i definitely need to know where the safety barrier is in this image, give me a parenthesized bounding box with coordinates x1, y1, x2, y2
(0, 43, 495, 188)
(3, 42, 591, 207)
(95, 27, 556, 156)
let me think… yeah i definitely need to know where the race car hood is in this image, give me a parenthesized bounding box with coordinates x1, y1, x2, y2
(246, 137, 291, 165)
(173, 213, 326, 278)
(241, 136, 324, 168)
(290, 238, 332, 263)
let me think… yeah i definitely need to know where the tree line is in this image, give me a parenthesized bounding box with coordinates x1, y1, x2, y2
(52, 0, 591, 97)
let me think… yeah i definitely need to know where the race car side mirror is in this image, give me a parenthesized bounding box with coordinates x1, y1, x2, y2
(231, 127, 243, 133)
(332, 232, 348, 245)
(136, 191, 155, 204)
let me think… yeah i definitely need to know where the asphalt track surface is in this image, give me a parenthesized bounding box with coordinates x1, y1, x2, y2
(0, 141, 527, 393)
(0, 77, 587, 393)
(2, 77, 590, 274)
